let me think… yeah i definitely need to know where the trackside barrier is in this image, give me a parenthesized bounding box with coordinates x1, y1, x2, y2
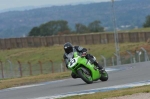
(39, 61, 43, 74)
(100, 48, 150, 67)
(7, 60, 14, 78)
(0, 60, 64, 79)
(0, 61, 4, 79)
(112, 57, 115, 66)
(28, 61, 32, 76)
(62, 59, 66, 72)
(126, 50, 133, 63)
(1, 32, 150, 50)
(141, 47, 150, 61)
(50, 60, 54, 73)
(18, 61, 22, 77)
(100, 55, 106, 68)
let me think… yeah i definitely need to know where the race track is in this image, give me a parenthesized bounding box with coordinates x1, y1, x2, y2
(0, 62, 150, 99)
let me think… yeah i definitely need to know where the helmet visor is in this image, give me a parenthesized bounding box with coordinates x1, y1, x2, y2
(64, 46, 73, 54)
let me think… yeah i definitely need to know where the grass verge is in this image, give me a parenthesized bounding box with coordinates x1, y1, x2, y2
(0, 71, 71, 89)
(0, 42, 147, 63)
(60, 85, 150, 99)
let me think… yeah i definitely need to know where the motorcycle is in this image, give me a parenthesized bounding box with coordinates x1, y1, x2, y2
(68, 52, 108, 84)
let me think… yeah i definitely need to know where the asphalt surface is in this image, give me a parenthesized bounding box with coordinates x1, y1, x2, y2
(0, 62, 150, 99)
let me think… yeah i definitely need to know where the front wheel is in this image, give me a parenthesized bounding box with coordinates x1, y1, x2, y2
(77, 68, 93, 84)
(100, 71, 108, 81)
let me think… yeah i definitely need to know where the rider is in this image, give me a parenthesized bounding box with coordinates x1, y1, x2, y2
(63, 42, 105, 78)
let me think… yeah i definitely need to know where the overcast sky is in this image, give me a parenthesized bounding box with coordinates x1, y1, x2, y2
(0, 0, 111, 10)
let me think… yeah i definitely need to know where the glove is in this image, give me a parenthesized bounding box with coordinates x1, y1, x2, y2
(81, 52, 87, 57)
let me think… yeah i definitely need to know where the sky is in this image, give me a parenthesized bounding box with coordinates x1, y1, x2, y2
(0, 0, 111, 11)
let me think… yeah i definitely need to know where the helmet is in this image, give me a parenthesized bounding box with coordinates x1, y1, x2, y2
(64, 42, 73, 54)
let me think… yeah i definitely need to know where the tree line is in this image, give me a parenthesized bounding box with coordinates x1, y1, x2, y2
(28, 15, 150, 36)
(28, 20, 104, 36)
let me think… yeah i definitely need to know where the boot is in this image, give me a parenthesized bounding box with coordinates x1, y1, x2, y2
(94, 62, 105, 73)
(99, 68, 105, 74)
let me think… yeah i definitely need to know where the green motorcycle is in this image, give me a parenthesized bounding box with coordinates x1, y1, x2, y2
(68, 52, 108, 84)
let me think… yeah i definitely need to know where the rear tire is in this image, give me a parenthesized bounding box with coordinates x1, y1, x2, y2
(77, 69, 93, 84)
(100, 71, 108, 81)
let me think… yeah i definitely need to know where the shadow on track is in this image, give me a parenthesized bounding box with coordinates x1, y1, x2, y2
(56, 80, 102, 88)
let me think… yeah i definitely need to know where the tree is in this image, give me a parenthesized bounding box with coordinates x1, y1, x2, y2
(28, 20, 70, 36)
(75, 23, 89, 33)
(28, 27, 40, 36)
(88, 20, 104, 32)
(143, 15, 150, 28)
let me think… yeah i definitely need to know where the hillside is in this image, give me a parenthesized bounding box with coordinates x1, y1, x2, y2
(0, 0, 150, 38)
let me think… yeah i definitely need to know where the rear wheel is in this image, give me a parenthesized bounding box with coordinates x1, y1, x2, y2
(100, 71, 108, 81)
(77, 68, 93, 84)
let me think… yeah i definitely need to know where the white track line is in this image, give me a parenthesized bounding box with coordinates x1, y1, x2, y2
(31, 80, 150, 99)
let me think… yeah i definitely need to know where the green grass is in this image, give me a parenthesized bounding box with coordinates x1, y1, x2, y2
(0, 42, 146, 64)
(94, 27, 150, 34)
(0, 46, 64, 63)
(118, 27, 150, 33)
(0, 71, 71, 89)
(60, 85, 150, 99)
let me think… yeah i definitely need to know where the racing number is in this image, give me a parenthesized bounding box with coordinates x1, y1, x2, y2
(70, 59, 76, 66)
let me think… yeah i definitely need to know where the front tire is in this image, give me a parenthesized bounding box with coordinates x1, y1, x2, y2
(71, 72, 78, 79)
(77, 69, 93, 84)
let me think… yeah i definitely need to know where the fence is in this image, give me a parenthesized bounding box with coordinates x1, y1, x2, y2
(99, 48, 150, 67)
(0, 60, 67, 79)
(0, 32, 150, 49)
